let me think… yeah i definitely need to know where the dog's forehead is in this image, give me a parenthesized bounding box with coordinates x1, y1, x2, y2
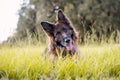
(55, 23, 70, 30)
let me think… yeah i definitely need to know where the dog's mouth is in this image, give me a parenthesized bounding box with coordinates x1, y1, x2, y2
(57, 41, 74, 51)
(65, 42, 73, 51)
(56, 37, 74, 51)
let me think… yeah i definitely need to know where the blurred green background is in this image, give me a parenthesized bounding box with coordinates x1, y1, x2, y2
(6, 0, 120, 45)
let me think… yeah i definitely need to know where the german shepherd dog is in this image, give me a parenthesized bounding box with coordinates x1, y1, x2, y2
(41, 9, 79, 58)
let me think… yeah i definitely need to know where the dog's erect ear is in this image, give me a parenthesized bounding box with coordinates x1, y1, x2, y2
(57, 9, 70, 24)
(41, 22, 54, 37)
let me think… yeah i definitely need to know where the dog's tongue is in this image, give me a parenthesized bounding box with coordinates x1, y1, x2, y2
(66, 43, 73, 51)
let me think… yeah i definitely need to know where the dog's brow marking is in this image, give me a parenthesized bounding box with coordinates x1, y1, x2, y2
(62, 32, 67, 38)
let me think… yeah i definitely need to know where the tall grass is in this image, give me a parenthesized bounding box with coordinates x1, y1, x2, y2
(0, 44, 120, 80)
(1, 26, 120, 80)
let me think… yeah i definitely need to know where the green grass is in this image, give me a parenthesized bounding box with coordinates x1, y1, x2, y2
(0, 44, 120, 80)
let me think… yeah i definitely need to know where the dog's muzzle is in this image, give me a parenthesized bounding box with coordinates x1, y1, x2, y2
(61, 37, 74, 51)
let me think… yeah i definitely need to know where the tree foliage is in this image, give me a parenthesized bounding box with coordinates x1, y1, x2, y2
(10, 0, 120, 43)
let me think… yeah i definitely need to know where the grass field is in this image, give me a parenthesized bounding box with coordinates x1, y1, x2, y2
(0, 44, 120, 80)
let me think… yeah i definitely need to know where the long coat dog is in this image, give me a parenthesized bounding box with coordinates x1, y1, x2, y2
(41, 9, 79, 58)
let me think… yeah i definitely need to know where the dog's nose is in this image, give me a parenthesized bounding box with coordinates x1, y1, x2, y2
(65, 39, 70, 43)
(65, 37, 72, 43)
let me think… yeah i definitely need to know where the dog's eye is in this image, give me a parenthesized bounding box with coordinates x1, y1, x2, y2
(56, 32, 61, 35)
(71, 34, 73, 37)
(55, 32, 61, 36)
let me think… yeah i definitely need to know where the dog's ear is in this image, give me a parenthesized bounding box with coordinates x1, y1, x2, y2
(57, 9, 70, 24)
(41, 22, 54, 37)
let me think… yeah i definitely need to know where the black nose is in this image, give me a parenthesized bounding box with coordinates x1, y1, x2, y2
(65, 37, 72, 43)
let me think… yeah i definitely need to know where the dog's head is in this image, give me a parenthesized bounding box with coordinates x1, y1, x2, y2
(41, 10, 78, 51)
